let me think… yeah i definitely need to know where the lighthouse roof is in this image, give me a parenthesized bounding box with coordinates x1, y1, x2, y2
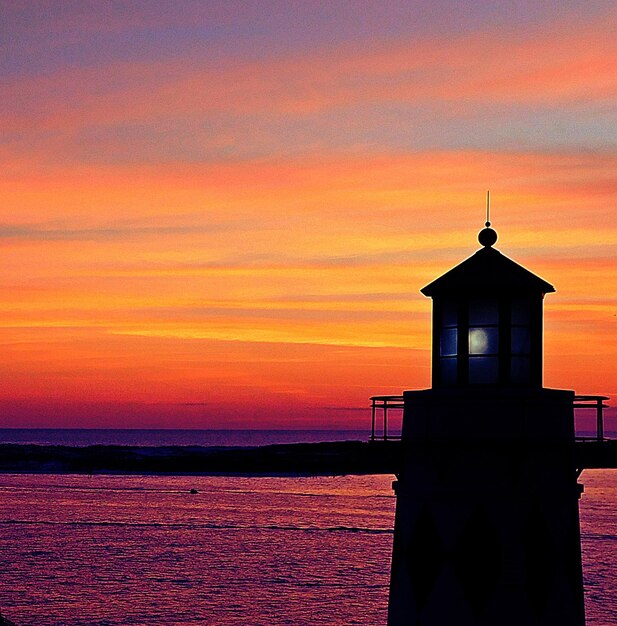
(421, 245, 555, 298)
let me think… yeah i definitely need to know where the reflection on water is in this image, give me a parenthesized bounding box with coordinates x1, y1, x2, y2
(0, 472, 614, 625)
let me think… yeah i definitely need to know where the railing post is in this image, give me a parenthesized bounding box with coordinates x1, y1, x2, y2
(597, 398, 604, 442)
(383, 400, 388, 441)
(371, 399, 376, 442)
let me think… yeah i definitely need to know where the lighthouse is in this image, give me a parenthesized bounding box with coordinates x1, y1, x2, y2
(387, 220, 585, 625)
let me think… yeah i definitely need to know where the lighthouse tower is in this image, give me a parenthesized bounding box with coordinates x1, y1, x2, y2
(387, 222, 585, 625)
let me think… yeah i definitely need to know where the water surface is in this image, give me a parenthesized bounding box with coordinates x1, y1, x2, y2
(0, 471, 615, 625)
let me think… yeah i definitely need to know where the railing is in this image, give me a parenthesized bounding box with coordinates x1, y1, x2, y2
(574, 395, 609, 442)
(369, 393, 610, 443)
(370, 395, 404, 441)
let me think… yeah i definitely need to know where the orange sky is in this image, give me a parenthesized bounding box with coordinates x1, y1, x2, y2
(1, 2, 616, 429)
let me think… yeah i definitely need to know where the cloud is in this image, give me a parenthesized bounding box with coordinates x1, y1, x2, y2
(0, 218, 263, 241)
(2, 9, 616, 165)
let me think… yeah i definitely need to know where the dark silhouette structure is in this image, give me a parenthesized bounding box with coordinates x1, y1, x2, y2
(387, 223, 586, 625)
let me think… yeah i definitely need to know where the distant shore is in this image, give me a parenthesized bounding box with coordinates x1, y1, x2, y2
(0, 441, 400, 476)
(2, 440, 615, 476)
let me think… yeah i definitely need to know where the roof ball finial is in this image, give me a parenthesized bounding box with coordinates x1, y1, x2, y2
(479, 190, 497, 247)
(479, 226, 498, 247)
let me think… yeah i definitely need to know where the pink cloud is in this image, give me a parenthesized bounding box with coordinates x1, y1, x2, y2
(2, 10, 615, 147)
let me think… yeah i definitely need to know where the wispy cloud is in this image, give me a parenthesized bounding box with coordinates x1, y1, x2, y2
(2, 9, 615, 165)
(0, 218, 263, 241)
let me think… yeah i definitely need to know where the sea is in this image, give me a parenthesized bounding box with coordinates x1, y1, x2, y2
(0, 430, 615, 626)
(0, 429, 368, 448)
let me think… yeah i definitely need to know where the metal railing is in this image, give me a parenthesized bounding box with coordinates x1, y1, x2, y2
(369, 393, 610, 443)
(370, 395, 404, 441)
(574, 395, 609, 442)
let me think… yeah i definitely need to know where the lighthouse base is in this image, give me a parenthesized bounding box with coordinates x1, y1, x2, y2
(387, 387, 585, 626)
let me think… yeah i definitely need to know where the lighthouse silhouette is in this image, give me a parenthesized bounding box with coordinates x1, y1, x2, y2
(387, 216, 585, 625)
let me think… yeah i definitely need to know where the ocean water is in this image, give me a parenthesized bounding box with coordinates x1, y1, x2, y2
(0, 471, 615, 626)
(1, 427, 614, 448)
(0, 429, 369, 447)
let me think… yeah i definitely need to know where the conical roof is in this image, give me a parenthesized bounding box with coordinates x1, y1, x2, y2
(421, 245, 555, 297)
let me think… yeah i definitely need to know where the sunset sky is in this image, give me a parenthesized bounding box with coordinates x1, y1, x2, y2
(2, 1, 616, 429)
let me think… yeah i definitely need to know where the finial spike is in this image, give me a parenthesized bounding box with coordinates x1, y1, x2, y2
(478, 191, 497, 247)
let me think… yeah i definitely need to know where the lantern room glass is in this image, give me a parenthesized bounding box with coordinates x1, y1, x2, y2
(510, 298, 532, 384)
(438, 301, 458, 385)
(468, 299, 499, 384)
(435, 295, 539, 387)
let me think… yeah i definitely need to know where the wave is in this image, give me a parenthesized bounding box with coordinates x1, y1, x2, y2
(581, 532, 617, 542)
(0, 518, 393, 534)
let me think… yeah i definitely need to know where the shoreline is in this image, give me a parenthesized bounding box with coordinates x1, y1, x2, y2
(0, 441, 400, 476)
(2, 440, 616, 476)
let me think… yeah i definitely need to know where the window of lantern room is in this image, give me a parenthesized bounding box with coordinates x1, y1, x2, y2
(510, 297, 531, 384)
(439, 300, 458, 385)
(468, 298, 499, 384)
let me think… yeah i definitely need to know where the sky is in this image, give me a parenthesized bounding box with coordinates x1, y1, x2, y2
(1, 0, 616, 429)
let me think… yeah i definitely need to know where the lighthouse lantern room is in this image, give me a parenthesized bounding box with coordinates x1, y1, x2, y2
(422, 224, 554, 389)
